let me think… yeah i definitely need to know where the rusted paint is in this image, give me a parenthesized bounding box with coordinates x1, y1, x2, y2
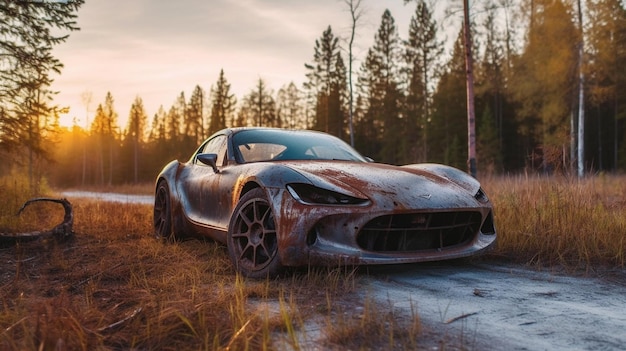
(154, 127, 497, 272)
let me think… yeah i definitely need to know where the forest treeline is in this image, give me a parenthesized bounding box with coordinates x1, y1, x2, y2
(1, 0, 626, 188)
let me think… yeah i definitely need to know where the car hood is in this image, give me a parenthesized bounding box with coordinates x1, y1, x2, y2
(284, 161, 484, 210)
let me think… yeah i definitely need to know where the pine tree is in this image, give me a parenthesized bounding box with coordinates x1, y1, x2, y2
(276, 82, 304, 129)
(208, 69, 236, 135)
(90, 104, 106, 185)
(241, 79, 277, 127)
(477, 104, 502, 173)
(586, 0, 626, 171)
(0, 0, 83, 156)
(126, 96, 148, 183)
(101, 92, 119, 184)
(148, 107, 166, 143)
(430, 29, 469, 169)
(165, 103, 181, 153)
(356, 10, 404, 164)
(304, 26, 347, 137)
(476, 2, 504, 144)
(404, 0, 442, 163)
(186, 85, 205, 144)
(174, 91, 195, 153)
(146, 105, 169, 179)
(474, 0, 520, 172)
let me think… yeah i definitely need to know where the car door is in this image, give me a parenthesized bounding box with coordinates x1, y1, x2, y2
(177, 134, 227, 229)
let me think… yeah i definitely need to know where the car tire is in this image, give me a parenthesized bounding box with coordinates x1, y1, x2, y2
(227, 188, 283, 278)
(153, 180, 175, 242)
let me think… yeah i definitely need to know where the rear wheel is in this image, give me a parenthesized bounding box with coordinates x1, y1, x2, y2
(153, 181, 174, 241)
(227, 188, 283, 278)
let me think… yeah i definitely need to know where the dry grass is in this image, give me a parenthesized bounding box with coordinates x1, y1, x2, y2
(483, 174, 626, 270)
(2, 174, 625, 350)
(1, 192, 409, 350)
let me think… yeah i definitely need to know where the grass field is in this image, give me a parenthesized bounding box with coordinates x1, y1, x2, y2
(485, 174, 626, 270)
(1, 174, 625, 350)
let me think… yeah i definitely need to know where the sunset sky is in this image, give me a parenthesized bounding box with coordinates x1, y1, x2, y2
(51, 0, 454, 129)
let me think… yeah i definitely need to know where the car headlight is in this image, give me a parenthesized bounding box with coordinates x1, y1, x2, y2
(475, 187, 489, 203)
(287, 183, 369, 205)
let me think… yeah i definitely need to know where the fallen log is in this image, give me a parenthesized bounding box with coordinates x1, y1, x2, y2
(0, 198, 74, 242)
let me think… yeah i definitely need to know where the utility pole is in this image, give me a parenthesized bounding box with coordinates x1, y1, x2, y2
(463, 0, 477, 178)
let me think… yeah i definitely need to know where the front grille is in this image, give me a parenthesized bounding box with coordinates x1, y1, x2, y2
(357, 211, 482, 252)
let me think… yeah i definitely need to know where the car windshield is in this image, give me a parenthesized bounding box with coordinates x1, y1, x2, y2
(232, 129, 368, 163)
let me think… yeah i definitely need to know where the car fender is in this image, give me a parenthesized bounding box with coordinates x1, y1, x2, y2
(403, 163, 481, 195)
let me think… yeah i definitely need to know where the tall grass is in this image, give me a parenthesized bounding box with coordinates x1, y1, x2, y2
(2, 174, 625, 350)
(485, 174, 626, 270)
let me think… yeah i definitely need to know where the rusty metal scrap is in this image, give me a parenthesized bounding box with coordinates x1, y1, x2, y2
(0, 198, 74, 242)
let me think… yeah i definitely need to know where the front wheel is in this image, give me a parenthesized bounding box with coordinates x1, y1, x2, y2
(227, 188, 283, 278)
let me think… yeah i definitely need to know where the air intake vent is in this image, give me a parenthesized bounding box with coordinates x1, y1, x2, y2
(357, 211, 482, 252)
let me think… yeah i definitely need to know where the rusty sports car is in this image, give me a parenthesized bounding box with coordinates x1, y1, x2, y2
(153, 127, 496, 278)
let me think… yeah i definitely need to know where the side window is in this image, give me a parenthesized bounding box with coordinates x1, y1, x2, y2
(198, 135, 227, 166)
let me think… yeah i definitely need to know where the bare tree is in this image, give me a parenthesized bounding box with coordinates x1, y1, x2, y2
(344, 0, 363, 147)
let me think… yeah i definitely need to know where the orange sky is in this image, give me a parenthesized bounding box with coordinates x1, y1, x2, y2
(50, 0, 456, 129)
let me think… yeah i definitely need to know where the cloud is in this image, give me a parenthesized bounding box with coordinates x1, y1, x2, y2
(51, 0, 421, 127)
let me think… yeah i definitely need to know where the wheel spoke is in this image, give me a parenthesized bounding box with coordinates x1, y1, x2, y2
(239, 241, 254, 262)
(232, 209, 253, 238)
(252, 200, 262, 223)
(260, 206, 271, 223)
(231, 232, 248, 238)
(241, 209, 253, 227)
(258, 241, 270, 260)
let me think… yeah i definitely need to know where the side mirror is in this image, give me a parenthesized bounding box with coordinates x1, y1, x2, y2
(197, 153, 219, 173)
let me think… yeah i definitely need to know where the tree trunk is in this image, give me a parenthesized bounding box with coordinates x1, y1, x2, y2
(463, 0, 477, 178)
(577, 0, 585, 177)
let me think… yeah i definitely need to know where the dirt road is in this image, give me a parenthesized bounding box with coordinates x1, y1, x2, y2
(363, 261, 626, 350)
